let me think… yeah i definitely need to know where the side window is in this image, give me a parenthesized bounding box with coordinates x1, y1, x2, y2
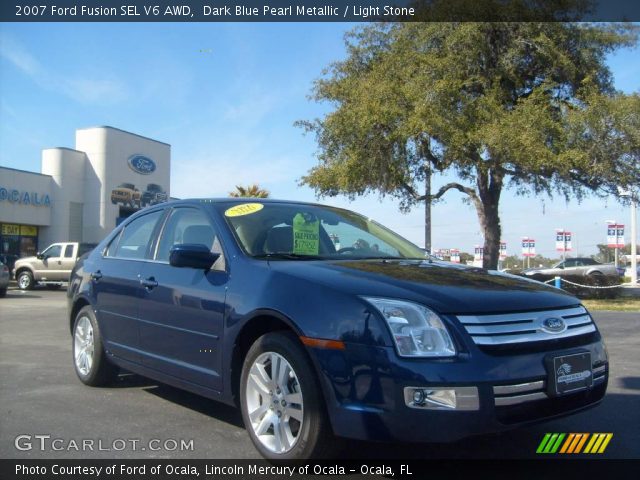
(113, 210, 164, 260)
(64, 245, 74, 258)
(43, 244, 62, 258)
(564, 259, 577, 267)
(156, 208, 217, 262)
(104, 231, 122, 258)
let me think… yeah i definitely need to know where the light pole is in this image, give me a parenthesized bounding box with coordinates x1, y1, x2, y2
(632, 197, 638, 285)
(618, 189, 638, 285)
(606, 220, 619, 268)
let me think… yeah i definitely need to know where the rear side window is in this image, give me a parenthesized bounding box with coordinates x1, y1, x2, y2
(112, 210, 164, 260)
(64, 245, 74, 258)
(155, 208, 217, 262)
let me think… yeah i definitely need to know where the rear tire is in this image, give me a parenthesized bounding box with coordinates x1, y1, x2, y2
(17, 271, 34, 290)
(240, 331, 335, 460)
(72, 306, 118, 386)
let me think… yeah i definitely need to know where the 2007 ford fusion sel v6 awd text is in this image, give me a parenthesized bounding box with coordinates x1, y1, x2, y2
(68, 199, 608, 459)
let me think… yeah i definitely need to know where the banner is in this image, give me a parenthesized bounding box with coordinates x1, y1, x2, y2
(450, 249, 460, 263)
(555, 231, 572, 252)
(606, 224, 625, 248)
(522, 238, 536, 257)
(474, 246, 483, 262)
(499, 242, 507, 260)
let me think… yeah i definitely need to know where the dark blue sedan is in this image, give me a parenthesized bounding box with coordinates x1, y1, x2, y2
(68, 199, 608, 459)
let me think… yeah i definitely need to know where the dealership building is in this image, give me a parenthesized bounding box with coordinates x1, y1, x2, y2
(0, 126, 170, 257)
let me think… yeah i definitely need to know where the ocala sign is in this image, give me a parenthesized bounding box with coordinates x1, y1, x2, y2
(0, 187, 51, 207)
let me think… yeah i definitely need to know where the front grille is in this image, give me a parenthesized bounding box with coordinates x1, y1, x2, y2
(493, 366, 607, 424)
(492, 365, 606, 407)
(457, 306, 595, 347)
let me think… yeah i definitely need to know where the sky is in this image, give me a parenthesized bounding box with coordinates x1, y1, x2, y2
(0, 22, 638, 259)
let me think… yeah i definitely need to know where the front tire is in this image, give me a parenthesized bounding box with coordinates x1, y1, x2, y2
(17, 271, 34, 290)
(72, 306, 118, 386)
(240, 332, 334, 460)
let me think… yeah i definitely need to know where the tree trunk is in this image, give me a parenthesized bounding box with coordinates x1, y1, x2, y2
(474, 167, 503, 270)
(424, 163, 432, 253)
(479, 201, 501, 269)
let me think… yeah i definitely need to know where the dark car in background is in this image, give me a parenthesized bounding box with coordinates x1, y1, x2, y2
(67, 199, 608, 459)
(0, 260, 9, 297)
(140, 183, 167, 207)
(0, 253, 19, 277)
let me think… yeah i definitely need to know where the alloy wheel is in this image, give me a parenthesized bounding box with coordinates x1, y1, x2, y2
(245, 352, 304, 454)
(74, 316, 94, 376)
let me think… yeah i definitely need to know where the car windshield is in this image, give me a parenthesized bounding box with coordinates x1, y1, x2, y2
(216, 202, 428, 261)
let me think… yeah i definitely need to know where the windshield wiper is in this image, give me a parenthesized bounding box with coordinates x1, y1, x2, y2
(253, 252, 325, 260)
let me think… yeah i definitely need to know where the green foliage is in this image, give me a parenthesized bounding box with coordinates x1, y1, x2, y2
(298, 14, 639, 269)
(228, 184, 270, 198)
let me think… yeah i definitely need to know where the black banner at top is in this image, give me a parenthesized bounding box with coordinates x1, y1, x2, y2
(2, 0, 640, 22)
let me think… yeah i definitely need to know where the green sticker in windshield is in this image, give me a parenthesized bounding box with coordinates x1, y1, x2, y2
(293, 213, 320, 255)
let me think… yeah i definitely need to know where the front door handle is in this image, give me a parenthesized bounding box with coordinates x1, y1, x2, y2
(90, 271, 103, 282)
(140, 276, 158, 289)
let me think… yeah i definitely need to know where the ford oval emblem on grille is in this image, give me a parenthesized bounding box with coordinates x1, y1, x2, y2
(128, 155, 156, 175)
(541, 317, 566, 334)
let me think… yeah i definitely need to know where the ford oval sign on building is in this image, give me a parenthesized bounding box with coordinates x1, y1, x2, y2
(127, 154, 156, 175)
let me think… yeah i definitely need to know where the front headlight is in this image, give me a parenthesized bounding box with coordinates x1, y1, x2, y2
(363, 297, 456, 358)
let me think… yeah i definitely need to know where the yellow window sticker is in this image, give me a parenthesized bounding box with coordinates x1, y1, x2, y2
(293, 213, 320, 255)
(224, 203, 264, 217)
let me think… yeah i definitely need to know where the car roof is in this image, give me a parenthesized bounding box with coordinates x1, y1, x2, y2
(168, 198, 339, 209)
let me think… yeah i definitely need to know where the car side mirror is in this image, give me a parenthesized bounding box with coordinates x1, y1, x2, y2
(169, 244, 220, 270)
(36, 252, 44, 260)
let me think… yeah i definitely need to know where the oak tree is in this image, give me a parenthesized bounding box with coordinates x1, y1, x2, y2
(297, 18, 639, 269)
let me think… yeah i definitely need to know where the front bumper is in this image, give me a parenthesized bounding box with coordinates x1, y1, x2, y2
(312, 337, 608, 443)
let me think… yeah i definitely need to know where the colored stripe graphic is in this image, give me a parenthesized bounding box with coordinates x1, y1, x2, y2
(559, 433, 575, 453)
(597, 434, 613, 453)
(573, 433, 589, 453)
(567, 433, 584, 453)
(537, 433, 552, 453)
(538, 433, 613, 454)
(550, 433, 565, 453)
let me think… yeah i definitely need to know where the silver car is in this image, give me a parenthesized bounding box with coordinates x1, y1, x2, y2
(523, 257, 620, 281)
(0, 260, 9, 297)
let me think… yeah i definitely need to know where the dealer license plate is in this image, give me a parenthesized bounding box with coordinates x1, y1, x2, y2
(552, 352, 592, 395)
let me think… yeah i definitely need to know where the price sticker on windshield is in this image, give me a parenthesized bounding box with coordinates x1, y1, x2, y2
(293, 213, 320, 255)
(225, 203, 264, 217)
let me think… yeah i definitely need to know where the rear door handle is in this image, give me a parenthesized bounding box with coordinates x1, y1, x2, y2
(90, 271, 103, 282)
(140, 277, 158, 289)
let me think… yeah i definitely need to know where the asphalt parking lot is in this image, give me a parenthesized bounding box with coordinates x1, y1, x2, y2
(1, 288, 638, 460)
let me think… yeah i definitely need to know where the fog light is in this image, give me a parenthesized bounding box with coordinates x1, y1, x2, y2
(412, 389, 425, 405)
(425, 389, 457, 409)
(404, 386, 479, 411)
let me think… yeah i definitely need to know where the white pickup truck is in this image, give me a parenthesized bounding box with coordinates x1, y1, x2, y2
(14, 242, 97, 290)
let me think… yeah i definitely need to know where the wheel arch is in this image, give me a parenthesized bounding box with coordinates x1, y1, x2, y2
(15, 266, 34, 279)
(70, 297, 91, 335)
(229, 310, 305, 406)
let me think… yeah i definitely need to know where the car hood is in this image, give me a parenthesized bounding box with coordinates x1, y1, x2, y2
(14, 256, 36, 266)
(268, 259, 579, 314)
